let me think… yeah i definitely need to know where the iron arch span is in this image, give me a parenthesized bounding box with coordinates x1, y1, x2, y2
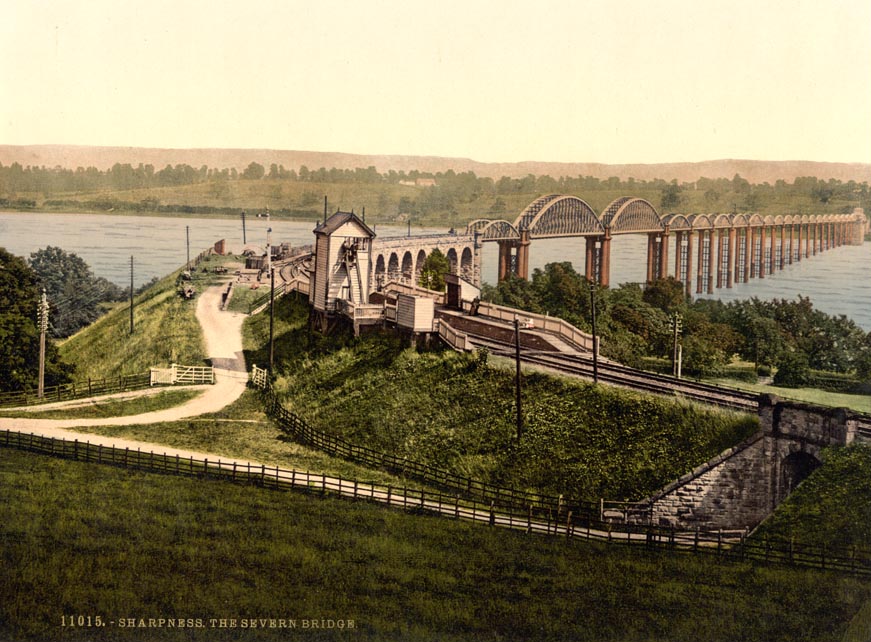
(472, 196, 866, 290)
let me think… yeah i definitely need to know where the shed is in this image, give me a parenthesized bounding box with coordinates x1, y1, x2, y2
(445, 274, 481, 309)
(396, 294, 434, 332)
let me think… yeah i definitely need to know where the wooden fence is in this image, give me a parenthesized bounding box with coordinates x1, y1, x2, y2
(251, 374, 602, 523)
(2, 429, 868, 575)
(0, 373, 151, 409)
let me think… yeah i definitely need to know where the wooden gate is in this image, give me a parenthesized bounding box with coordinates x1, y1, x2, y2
(150, 364, 215, 386)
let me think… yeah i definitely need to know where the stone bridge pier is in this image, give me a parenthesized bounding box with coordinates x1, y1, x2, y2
(636, 395, 869, 531)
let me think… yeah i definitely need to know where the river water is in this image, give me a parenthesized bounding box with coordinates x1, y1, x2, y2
(2, 211, 869, 330)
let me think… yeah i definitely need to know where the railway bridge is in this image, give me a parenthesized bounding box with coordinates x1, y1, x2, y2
(468, 196, 867, 293)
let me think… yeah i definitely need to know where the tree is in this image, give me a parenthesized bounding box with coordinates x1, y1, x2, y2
(774, 352, 812, 387)
(0, 248, 74, 391)
(660, 182, 682, 210)
(28, 246, 124, 337)
(418, 249, 450, 292)
(642, 277, 687, 314)
(241, 162, 265, 180)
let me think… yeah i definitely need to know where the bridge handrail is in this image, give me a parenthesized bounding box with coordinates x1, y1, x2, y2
(436, 319, 472, 352)
(378, 232, 472, 243)
(380, 281, 446, 304)
(476, 301, 595, 352)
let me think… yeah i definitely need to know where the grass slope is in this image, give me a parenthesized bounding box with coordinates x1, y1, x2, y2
(1, 447, 868, 642)
(245, 295, 758, 502)
(752, 445, 871, 550)
(58, 253, 235, 379)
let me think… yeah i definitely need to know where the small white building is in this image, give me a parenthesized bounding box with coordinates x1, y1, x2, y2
(395, 294, 435, 333)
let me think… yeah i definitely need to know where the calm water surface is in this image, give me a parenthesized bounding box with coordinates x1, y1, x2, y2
(2, 212, 869, 330)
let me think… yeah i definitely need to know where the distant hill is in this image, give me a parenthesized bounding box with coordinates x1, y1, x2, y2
(1, 144, 869, 184)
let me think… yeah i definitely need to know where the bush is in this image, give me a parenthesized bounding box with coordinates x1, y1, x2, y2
(774, 352, 812, 387)
(756, 365, 772, 377)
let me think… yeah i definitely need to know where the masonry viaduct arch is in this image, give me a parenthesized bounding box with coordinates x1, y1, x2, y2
(467, 195, 867, 291)
(370, 233, 481, 292)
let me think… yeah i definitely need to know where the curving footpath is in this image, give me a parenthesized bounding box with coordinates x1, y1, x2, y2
(0, 284, 249, 432)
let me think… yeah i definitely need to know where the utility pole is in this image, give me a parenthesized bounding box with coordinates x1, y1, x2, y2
(514, 318, 523, 442)
(37, 289, 48, 398)
(241, 211, 247, 244)
(186, 225, 190, 270)
(266, 226, 273, 281)
(589, 283, 598, 384)
(129, 256, 134, 334)
(269, 267, 276, 375)
(670, 312, 683, 377)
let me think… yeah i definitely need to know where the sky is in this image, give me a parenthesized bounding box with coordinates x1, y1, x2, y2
(2, 0, 870, 165)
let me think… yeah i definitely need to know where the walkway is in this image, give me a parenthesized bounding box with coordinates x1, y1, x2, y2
(0, 283, 248, 431)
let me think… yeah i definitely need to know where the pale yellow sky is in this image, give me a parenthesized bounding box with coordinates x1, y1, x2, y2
(2, 0, 870, 164)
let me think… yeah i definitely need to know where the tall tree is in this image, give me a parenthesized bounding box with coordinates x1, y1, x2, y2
(0, 248, 74, 391)
(28, 247, 124, 337)
(418, 249, 450, 292)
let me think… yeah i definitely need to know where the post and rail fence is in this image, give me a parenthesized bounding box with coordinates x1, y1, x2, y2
(0, 364, 215, 410)
(247, 365, 871, 576)
(2, 428, 868, 576)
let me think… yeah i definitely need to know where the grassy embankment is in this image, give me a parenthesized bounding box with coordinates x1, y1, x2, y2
(709, 375, 871, 414)
(2, 446, 869, 642)
(58, 252, 239, 380)
(246, 294, 759, 502)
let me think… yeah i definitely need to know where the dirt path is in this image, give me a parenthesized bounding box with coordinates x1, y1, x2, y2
(0, 284, 249, 431)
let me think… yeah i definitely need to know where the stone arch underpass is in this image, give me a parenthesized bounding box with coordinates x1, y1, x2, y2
(631, 396, 870, 530)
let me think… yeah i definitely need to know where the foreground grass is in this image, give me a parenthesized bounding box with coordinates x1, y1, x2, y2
(244, 295, 758, 502)
(50, 390, 426, 489)
(0, 388, 203, 420)
(1, 447, 868, 642)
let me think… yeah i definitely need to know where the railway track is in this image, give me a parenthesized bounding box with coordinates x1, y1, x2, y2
(467, 334, 759, 412)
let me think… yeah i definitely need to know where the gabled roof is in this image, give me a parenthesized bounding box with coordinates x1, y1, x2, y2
(314, 210, 376, 238)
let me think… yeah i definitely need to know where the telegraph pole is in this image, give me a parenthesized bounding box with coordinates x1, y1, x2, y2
(269, 267, 276, 375)
(37, 289, 48, 398)
(589, 283, 599, 384)
(670, 312, 683, 377)
(186, 225, 190, 270)
(241, 211, 247, 244)
(514, 318, 523, 441)
(129, 256, 134, 334)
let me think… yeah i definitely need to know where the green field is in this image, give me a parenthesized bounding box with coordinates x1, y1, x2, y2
(1, 447, 868, 642)
(14, 169, 868, 229)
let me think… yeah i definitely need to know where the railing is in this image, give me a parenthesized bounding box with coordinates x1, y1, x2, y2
(380, 281, 446, 304)
(0, 373, 152, 409)
(248, 282, 289, 315)
(3, 428, 868, 575)
(436, 318, 473, 352)
(476, 301, 595, 352)
(338, 300, 385, 321)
